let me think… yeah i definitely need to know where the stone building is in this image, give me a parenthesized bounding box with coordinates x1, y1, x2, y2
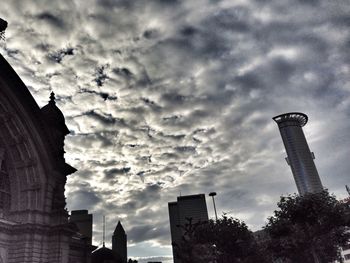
(0, 53, 92, 262)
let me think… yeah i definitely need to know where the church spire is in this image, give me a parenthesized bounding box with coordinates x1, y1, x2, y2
(112, 220, 127, 263)
(114, 220, 125, 235)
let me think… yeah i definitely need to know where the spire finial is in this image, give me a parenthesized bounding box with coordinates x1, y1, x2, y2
(49, 91, 56, 104)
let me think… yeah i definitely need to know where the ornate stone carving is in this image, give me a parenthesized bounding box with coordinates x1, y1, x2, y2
(0, 45, 90, 262)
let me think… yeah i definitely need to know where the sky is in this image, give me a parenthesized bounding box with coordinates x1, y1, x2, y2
(1, 0, 350, 261)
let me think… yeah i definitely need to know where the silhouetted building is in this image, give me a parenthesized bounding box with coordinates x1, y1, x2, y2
(92, 246, 123, 263)
(70, 210, 93, 244)
(168, 194, 209, 263)
(92, 221, 127, 263)
(112, 221, 127, 263)
(273, 112, 323, 195)
(0, 51, 93, 262)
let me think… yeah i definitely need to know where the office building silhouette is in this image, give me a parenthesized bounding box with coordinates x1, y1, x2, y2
(273, 112, 323, 194)
(168, 194, 209, 263)
(69, 210, 93, 244)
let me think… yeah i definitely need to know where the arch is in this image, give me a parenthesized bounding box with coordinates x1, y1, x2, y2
(0, 54, 75, 223)
(0, 50, 86, 263)
(0, 84, 47, 217)
(0, 148, 10, 217)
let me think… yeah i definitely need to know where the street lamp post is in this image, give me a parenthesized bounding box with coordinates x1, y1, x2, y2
(209, 192, 218, 221)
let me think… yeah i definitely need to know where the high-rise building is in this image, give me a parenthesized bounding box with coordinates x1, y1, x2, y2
(69, 210, 93, 244)
(168, 194, 209, 263)
(273, 112, 323, 195)
(112, 221, 127, 263)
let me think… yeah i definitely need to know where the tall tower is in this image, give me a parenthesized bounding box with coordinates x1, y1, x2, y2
(273, 112, 323, 195)
(112, 221, 127, 263)
(168, 194, 209, 263)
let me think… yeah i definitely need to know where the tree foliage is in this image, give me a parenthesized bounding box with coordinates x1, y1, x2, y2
(174, 215, 268, 263)
(173, 218, 214, 263)
(264, 190, 350, 263)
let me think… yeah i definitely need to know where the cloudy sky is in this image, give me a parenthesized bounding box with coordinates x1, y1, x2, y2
(1, 0, 350, 260)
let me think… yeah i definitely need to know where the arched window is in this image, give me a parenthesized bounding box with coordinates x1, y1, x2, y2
(0, 148, 10, 217)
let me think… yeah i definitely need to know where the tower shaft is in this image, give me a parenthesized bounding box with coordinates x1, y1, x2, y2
(112, 221, 127, 263)
(273, 112, 323, 195)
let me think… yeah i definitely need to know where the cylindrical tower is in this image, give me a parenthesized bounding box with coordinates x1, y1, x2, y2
(273, 112, 323, 195)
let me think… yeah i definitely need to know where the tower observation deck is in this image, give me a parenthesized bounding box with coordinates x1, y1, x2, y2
(273, 112, 323, 195)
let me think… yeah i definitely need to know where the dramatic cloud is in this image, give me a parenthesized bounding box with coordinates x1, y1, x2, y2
(1, 0, 350, 260)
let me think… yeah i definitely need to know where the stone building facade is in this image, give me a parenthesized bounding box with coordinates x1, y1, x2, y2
(0, 53, 91, 262)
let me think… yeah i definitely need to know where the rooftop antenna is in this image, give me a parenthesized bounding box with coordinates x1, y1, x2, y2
(0, 18, 8, 41)
(103, 215, 106, 247)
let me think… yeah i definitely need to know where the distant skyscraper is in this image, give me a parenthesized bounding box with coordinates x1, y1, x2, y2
(168, 194, 209, 263)
(69, 210, 93, 244)
(112, 221, 127, 263)
(273, 112, 323, 195)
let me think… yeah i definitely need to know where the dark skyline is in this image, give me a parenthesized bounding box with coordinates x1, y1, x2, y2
(1, 0, 350, 260)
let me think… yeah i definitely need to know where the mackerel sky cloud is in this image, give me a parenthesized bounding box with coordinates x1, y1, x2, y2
(1, 0, 350, 260)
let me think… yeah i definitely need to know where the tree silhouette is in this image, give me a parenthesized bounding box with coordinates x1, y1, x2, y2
(264, 190, 350, 263)
(173, 217, 214, 263)
(174, 215, 268, 263)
